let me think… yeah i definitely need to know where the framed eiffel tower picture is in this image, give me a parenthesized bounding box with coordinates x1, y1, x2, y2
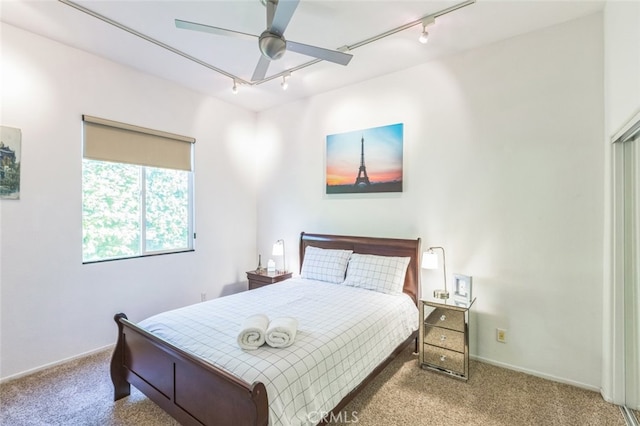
(326, 123, 403, 194)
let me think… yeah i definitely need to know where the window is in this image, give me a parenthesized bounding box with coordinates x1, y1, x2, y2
(82, 116, 194, 263)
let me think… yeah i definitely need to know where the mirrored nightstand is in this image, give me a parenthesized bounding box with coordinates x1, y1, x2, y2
(419, 297, 476, 380)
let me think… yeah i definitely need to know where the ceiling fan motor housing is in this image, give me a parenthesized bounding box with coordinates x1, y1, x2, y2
(259, 30, 286, 60)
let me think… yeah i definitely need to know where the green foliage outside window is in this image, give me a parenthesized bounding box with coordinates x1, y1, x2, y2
(145, 167, 189, 252)
(82, 160, 191, 262)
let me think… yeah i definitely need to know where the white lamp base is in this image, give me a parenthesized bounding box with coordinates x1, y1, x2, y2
(433, 289, 450, 299)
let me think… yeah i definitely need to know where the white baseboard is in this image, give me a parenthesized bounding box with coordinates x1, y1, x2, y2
(471, 354, 600, 393)
(0, 344, 114, 384)
(0, 346, 608, 397)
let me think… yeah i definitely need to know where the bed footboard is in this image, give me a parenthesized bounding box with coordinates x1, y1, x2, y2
(110, 313, 269, 426)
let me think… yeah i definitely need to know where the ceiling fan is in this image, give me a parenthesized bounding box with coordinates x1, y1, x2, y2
(175, 0, 353, 82)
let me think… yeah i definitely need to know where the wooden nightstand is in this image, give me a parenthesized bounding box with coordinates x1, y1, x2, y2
(419, 297, 475, 380)
(246, 270, 292, 290)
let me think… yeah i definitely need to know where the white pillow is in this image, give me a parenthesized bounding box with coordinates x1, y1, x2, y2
(300, 246, 353, 284)
(343, 253, 410, 295)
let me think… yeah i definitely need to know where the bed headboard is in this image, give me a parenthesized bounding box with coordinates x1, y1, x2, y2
(299, 232, 421, 305)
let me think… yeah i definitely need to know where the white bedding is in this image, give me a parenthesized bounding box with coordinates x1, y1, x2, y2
(139, 278, 418, 426)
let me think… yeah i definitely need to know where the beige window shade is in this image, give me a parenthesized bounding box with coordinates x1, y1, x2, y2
(83, 115, 195, 171)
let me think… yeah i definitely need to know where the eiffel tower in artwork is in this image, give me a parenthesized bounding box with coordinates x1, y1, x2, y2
(354, 135, 371, 186)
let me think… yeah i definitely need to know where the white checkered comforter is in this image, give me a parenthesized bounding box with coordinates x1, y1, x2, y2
(139, 278, 418, 426)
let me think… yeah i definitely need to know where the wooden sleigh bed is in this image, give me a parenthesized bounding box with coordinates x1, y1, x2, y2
(110, 232, 421, 425)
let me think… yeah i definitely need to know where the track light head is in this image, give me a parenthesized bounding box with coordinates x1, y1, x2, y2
(418, 16, 435, 44)
(232, 80, 238, 94)
(281, 73, 290, 90)
(419, 29, 429, 44)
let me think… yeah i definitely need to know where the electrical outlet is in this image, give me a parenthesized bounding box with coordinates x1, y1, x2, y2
(496, 328, 507, 343)
(200, 293, 207, 302)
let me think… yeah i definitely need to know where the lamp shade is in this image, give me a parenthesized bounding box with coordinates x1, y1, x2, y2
(421, 251, 438, 269)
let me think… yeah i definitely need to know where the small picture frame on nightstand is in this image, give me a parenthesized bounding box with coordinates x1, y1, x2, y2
(453, 274, 472, 303)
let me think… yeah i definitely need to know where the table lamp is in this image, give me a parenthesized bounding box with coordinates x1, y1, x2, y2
(272, 239, 286, 273)
(422, 246, 448, 299)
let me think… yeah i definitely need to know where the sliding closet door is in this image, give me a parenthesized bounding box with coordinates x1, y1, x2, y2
(613, 113, 640, 413)
(623, 132, 640, 411)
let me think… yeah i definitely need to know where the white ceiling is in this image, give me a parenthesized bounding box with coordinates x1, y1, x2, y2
(1, 0, 604, 112)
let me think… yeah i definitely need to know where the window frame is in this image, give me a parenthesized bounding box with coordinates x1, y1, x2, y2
(82, 160, 195, 264)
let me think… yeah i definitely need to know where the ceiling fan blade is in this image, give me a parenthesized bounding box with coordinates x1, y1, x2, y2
(286, 41, 353, 66)
(251, 55, 272, 81)
(266, 0, 276, 29)
(175, 19, 257, 42)
(270, 0, 299, 35)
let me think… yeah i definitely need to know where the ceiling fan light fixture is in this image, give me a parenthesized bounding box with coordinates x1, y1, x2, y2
(259, 31, 287, 60)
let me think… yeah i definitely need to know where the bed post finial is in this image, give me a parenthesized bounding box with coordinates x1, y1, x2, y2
(111, 313, 131, 401)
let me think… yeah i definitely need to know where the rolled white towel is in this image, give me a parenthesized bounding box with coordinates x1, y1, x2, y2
(265, 317, 298, 348)
(237, 314, 269, 350)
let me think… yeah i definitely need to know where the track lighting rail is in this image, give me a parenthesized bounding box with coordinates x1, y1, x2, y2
(57, 0, 475, 91)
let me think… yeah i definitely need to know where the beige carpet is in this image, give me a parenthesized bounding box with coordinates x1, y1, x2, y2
(0, 346, 626, 426)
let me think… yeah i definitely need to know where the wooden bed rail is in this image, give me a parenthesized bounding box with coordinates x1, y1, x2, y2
(110, 313, 269, 426)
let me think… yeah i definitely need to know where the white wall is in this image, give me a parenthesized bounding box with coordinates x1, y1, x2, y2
(604, 1, 640, 135)
(0, 11, 611, 390)
(0, 23, 258, 379)
(256, 13, 605, 389)
(601, 0, 640, 405)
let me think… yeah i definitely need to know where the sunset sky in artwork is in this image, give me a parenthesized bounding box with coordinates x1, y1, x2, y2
(326, 123, 403, 186)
